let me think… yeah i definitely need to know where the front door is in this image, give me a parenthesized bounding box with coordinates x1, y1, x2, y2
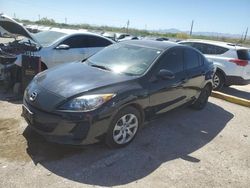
(51, 35, 89, 67)
(149, 47, 188, 114)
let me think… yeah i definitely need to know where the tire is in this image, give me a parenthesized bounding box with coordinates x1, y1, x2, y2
(190, 85, 211, 110)
(213, 71, 224, 91)
(105, 106, 141, 148)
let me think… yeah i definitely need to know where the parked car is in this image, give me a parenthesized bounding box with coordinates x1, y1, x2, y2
(116, 33, 138, 41)
(178, 39, 250, 90)
(156, 37, 169, 41)
(22, 40, 214, 148)
(101, 32, 116, 41)
(0, 14, 115, 70)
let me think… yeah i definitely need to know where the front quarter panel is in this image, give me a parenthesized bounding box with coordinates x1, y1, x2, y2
(76, 79, 150, 144)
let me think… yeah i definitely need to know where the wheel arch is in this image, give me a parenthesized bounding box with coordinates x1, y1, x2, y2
(204, 82, 213, 95)
(215, 68, 226, 82)
(116, 102, 145, 127)
(41, 61, 48, 71)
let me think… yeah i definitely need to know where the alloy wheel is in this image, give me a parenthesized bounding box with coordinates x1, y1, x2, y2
(112, 113, 138, 144)
(213, 74, 220, 89)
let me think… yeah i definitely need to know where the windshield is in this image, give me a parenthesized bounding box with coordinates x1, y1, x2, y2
(21, 31, 67, 47)
(87, 43, 162, 75)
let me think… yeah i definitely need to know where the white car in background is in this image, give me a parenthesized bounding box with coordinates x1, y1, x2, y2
(179, 40, 250, 90)
(0, 14, 114, 70)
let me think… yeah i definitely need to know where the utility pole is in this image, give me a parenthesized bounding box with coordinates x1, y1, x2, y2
(240, 32, 244, 42)
(65, 17, 67, 24)
(126, 20, 130, 34)
(13, 13, 16, 18)
(244, 27, 248, 41)
(38, 14, 40, 21)
(190, 20, 194, 36)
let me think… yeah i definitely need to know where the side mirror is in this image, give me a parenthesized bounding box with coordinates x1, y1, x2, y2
(56, 44, 70, 50)
(157, 69, 175, 80)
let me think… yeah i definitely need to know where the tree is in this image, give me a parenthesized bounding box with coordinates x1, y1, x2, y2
(35, 17, 56, 25)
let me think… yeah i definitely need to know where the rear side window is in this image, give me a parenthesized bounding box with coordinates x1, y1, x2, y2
(181, 42, 229, 55)
(237, 50, 250, 60)
(87, 36, 113, 47)
(193, 43, 228, 55)
(184, 48, 200, 69)
(158, 48, 184, 73)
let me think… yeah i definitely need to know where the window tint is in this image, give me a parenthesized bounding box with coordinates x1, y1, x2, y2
(88, 36, 112, 47)
(237, 50, 250, 60)
(184, 49, 200, 69)
(198, 54, 204, 65)
(180, 42, 229, 55)
(192, 43, 228, 55)
(158, 48, 184, 73)
(62, 35, 112, 48)
(62, 35, 88, 48)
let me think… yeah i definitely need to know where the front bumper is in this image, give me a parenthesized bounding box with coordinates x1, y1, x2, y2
(22, 99, 113, 145)
(225, 76, 250, 86)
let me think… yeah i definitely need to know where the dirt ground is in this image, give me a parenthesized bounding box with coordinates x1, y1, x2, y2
(0, 37, 250, 187)
(0, 86, 249, 187)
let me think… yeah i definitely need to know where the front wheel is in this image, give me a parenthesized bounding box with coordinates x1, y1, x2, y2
(190, 85, 211, 110)
(105, 106, 141, 148)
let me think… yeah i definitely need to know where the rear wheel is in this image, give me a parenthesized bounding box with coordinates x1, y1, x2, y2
(190, 85, 211, 110)
(105, 106, 141, 148)
(213, 71, 224, 90)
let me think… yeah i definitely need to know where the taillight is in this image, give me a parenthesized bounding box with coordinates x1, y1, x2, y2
(229, 59, 248, 66)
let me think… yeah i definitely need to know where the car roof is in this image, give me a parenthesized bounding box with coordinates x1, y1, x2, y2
(121, 40, 178, 50)
(180, 39, 248, 50)
(39, 29, 115, 43)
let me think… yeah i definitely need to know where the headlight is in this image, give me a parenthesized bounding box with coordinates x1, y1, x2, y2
(59, 94, 115, 112)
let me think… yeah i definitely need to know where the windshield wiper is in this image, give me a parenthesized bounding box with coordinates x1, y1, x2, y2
(90, 64, 112, 71)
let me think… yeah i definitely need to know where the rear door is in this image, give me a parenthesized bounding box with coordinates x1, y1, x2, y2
(149, 47, 188, 114)
(184, 48, 205, 98)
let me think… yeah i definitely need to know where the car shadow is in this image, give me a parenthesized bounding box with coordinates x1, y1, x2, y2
(23, 102, 233, 186)
(221, 86, 250, 100)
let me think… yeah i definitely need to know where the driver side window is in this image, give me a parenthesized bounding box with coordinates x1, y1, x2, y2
(61, 35, 88, 48)
(157, 48, 184, 73)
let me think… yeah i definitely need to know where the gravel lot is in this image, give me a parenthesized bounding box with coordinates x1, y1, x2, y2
(0, 87, 249, 187)
(0, 37, 250, 187)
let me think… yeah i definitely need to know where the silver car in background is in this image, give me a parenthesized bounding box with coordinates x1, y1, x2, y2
(0, 14, 115, 70)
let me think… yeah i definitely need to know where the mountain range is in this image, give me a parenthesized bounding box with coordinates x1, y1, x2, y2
(154, 28, 248, 39)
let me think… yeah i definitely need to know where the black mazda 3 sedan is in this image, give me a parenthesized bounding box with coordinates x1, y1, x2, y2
(22, 40, 214, 148)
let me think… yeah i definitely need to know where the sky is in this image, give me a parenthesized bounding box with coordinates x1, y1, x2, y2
(0, 0, 249, 35)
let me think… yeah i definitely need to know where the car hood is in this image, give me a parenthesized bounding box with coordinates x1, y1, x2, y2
(34, 62, 136, 98)
(0, 14, 38, 43)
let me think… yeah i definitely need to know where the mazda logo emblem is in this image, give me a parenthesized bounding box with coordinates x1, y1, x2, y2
(29, 91, 38, 102)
